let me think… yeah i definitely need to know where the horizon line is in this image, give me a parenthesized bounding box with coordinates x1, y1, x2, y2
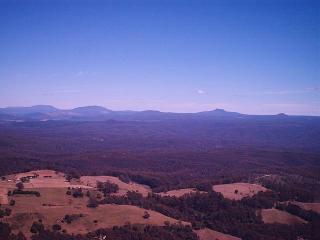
(1, 104, 320, 117)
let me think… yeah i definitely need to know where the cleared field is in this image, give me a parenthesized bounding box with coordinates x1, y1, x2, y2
(157, 188, 205, 197)
(212, 183, 268, 200)
(195, 228, 241, 240)
(80, 175, 151, 197)
(260, 208, 307, 225)
(1, 170, 91, 189)
(291, 201, 320, 214)
(3, 187, 188, 238)
(0, 177, 17, 189)
(14, 170, 65, 180)
(0, 188, 8, 204)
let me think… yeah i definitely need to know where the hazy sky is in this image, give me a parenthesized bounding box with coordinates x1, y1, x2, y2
(0, 0, 319, 115)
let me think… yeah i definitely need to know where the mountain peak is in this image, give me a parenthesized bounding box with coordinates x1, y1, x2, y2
(1, 105, 58, 115)
(276, 113, 288, 117)
(198, 108, 241, 117)
(212, 108, 227, 113)
(71, 106, 112, 115)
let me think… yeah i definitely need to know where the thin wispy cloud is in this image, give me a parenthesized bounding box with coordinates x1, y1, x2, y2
(238, 87, 320, 96)
(306, 86, 320, 92)
(42, 90, 81, 95)
(262, 90, 308, 95)
(262, 86, 320, 95)
(74, 71, 89, 78)
(197, 89, 205, 95)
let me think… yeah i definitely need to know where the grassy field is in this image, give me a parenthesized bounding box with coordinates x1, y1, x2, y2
(0, 170, 91, 189)
(212, 183, 268, 200)
(291, 201, 320, 214)
(195, 228, 241, 240)
(0, 170, 187, 238)
(157, 188, 206, 197)
(3, 187, 188, 238)
(260, 208, 307, 225)
(80, 175, 151, 197)
(0, 188, 8, 204)
(2, 169, 315, 240)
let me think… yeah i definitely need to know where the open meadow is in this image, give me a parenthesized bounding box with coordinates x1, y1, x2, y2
(212, 183, 268, 200)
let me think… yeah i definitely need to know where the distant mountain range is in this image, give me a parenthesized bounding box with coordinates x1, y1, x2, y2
(0, 105, 316, 122)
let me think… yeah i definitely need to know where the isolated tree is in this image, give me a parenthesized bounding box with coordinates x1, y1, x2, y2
(143, 211, 150, 219)
(64, 215, 72, 224)
(72, 188, 83, 198)
(9, 199, 15, 206)
(4, 208, 11, 216)
(52, 224, 62, 231)
(30, 221, 44, 234)
(87, 195, 99, 208)
(16, 182, 24, 191)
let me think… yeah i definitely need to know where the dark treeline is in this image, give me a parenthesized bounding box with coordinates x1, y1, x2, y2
(0, 149, 319, 195)
(0, 221, 197, 240)
(275, 202, 320, 222)
(100, 191, 320, 240)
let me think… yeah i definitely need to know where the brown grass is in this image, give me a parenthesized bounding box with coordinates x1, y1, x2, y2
(157, 188, 206, 198)
(3, 187, 188, 238)
(195, 228, 241, 240)
(0, 170, 192, 239)
(212, 183, 268, 200)
(13, 170, 64, 180)
(260, 208, 307, 225)
(291, 201, 320, 214)
(80, 176, 151, 197)
(0, 170, 91, 189)
(0, 188, 8, 204)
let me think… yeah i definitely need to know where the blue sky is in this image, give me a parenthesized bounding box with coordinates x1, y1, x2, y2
(0, 0, 319, 115)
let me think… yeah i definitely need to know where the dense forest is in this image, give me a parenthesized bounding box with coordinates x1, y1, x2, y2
(0, 117, 320, 240)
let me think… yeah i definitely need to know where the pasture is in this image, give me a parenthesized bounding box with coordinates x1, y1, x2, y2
(157, 188, 204, 197)
(80, 175, 151, 197)
(260, 208, 307, 225)
(212, 183, 268, 200)
(291, 201, 320, 214)
(195, 228, 241, 240)
(3, 187, 188, 238)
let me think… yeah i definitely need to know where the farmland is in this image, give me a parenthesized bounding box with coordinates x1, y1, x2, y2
(0, 169, 251, 240)
(212, 183, 268, 200)
(291, 201, 320, 214)
(80, 175, 151, 197)
(260, 208, 307, 225)
(157, 188, 204, 198)
(0, 170, 189, 239)
(195, 228, 241, 240)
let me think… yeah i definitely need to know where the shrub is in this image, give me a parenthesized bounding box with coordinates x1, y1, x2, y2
(87, 195, 99, 208)
(16, 182, 24, 190)
(52, 224, 61, 231)
(143, 211, 150, 219)
(4, 208, 11, 216)
(30, 221, 44, 234)
(97, 181, 119, 195)
(9, 199, 15, 206)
